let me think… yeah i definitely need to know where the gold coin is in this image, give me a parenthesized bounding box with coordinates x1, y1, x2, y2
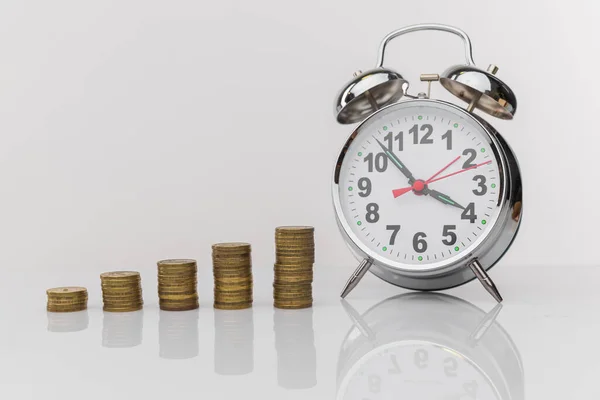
(47, 306, 87, 313)
(275, 226, 314, 233)
(100, 271, 140, 278)
(157, 259, 197, 267)
(274, 276, 312, 282)
(159, 293, 199, 300)
(47, 287, 87, 296)
(212, 242, 251, 253)
(102, 291, 142, 295)
(159, 302, 199, 311)
(158, 266, 197, 271)
(214, 302, 252, 310)
(104, 305, 143, 312)
(275, 237, 315, 243)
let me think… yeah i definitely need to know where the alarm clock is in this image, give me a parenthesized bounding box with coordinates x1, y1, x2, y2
(336, 293, 524, 399)
(333, 24, 522, 301)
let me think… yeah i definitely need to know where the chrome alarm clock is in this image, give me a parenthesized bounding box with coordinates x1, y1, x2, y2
(336, 294, 524, 399)
(332, 24, 522, 301)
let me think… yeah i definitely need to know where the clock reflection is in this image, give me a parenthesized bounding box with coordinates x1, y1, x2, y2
(337, 293, 524, 399)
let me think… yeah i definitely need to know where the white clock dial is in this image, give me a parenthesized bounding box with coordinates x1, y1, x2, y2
(337, 101, 503, 271)
(338, 341, 500, 400)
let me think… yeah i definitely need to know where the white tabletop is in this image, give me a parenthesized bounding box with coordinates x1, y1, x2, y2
(0, 265, 595, 399)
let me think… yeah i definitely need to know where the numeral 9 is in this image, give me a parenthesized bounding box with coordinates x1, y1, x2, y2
(358, 177, 371, 197)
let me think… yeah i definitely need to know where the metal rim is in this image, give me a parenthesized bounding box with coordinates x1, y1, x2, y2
(331, 99, 522, 291)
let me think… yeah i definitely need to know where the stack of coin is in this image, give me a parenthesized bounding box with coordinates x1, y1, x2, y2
(157, 259, 199, 311)
(46, 287, 88, 313)
(100, 271, 144, 312)
(212, 243, 253, 310)
(274, 226, 314, 309)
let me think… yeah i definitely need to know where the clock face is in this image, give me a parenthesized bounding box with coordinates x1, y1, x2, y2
(337, 341, 500, 400)
(336, 100, 504, 271)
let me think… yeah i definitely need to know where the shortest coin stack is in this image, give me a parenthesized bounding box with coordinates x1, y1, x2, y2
(100, 271, 144, 312)
(274, 226, 315, 309)
(212, 243, 253, 310)
(46, 287, 88, 313)
(157, 259, 199, 311)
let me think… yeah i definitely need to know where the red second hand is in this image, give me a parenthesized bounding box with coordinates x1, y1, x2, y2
(392, 160, 492, 198)
(426, 160, 492, 184)
(426, 155, 461, 183)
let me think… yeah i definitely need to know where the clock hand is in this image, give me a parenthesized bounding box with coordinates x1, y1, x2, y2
(375, 139, 416, 183)
(425, 188, 466, 210)
(426, 155, 461, 182)
(426, 160, 492, 184)
(392, 160, 492, 198)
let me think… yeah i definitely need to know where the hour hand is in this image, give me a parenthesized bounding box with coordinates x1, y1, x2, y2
(375, 139, 415, 183)
(426, 189, 465, 210)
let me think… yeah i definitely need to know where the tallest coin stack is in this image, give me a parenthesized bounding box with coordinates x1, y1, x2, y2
(273, 226, 315, 309)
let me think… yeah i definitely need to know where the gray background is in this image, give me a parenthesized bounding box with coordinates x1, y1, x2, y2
(0, 0, 597, 293)
(1, 1, 599, 399)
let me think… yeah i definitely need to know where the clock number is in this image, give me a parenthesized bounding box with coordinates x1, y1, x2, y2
(462, 148, 477, 169)
(368, 375, 381, 393)
(473, 175, 487, 195)
(413, 232, 427, 253)
(384, 131, 403, 152)
(442, 225, 457, 245)
(365, 203, 380, 223)
(364, 152, 388, 172)
(414, 349, 428, 369)
(420, 124, 433, 144)
(388, 354, 402, 374)
(461, 202, 477, 223)
(444, 357, 458, 377)
(409, 124, 418, 144)
(357, 177, 372, 197)
(442, 129, 452, 150)
(386, 225, 401, 245)
(408, 124, 433, 145)
(408, 124, 433, 144)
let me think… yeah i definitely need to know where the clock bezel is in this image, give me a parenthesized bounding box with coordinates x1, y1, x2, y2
(332, 99, 522, 291)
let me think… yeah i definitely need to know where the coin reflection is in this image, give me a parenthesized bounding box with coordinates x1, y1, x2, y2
(159, 309, 199, 359)
(102, 310, 143, 348)
(214, 308, 254, 375)
(273, 308, 317, 389)
(337, 293, 524, 400)
(47, 310, 89, 333)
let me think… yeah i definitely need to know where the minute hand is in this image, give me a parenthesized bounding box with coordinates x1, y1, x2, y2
(375, 139, 416, 183)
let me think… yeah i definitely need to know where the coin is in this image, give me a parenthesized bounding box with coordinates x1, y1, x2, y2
(212, 243, 253, 310)
(46, 287, 88, 312)
(101, 271, 144, 313)
(157, 259, 199, 311)
(273, 226, 315, 309)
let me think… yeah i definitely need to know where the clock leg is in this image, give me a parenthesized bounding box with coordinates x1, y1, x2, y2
(468, 260, 503, 303)
(340, 259, 373, 298)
